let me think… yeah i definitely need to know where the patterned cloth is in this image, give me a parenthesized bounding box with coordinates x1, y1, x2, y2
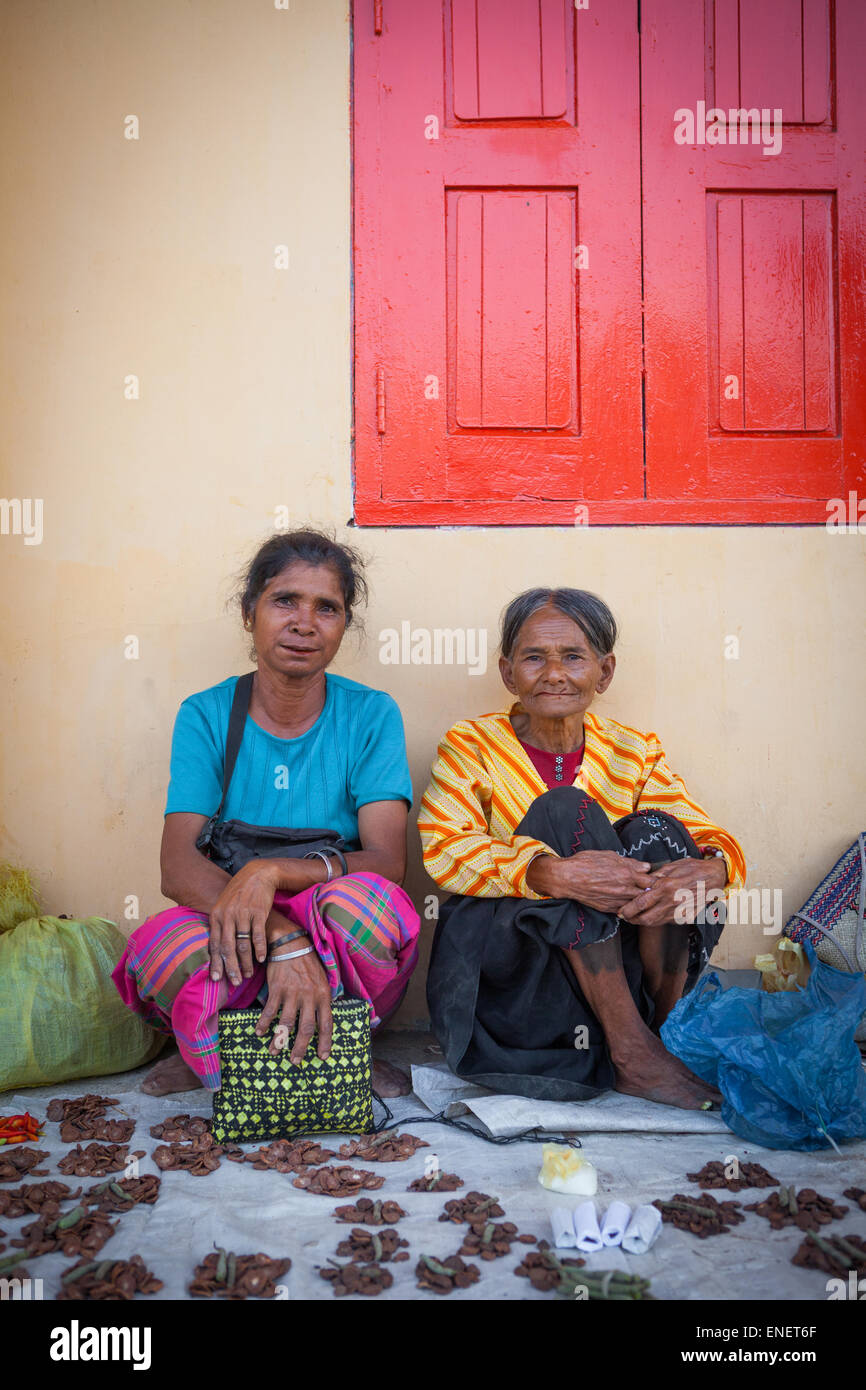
(282, 874, 420, 1026)
(112, 873, 420, 1090)
(418, 705, 747, 899)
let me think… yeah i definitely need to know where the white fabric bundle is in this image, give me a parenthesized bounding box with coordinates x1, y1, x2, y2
(573, 1199, 604, 1252)
(552, 1199, 663, 1254)
(550, 1206, 578, 1248)
(621, 1203, 663, 1254)
(600, 1200, 631, 1247)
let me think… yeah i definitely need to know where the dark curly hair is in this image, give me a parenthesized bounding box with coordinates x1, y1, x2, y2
(237, 529, 369, 631)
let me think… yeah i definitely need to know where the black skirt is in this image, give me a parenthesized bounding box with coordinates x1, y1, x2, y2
(426, 786, 720, 1101)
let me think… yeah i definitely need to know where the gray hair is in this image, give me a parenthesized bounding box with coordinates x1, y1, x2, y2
(500, 588, 618, 659)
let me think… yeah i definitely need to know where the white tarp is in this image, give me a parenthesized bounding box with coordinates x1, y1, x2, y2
(3, 1071, 865, 1301)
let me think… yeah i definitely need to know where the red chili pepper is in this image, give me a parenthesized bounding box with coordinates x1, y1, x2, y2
(0, 1112, 43, 1144)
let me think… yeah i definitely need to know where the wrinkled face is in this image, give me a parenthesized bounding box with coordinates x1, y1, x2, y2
(498, 603, 615, 721)
(247, 560, 347, 678)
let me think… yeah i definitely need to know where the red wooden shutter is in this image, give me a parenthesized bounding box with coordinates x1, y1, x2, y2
(352, 0, 643, 524)
(640, 0, 866, 522)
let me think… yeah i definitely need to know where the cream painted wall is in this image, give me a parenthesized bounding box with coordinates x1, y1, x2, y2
(1, 1, 864, 1027)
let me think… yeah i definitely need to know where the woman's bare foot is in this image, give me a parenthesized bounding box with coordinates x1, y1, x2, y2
(612, 1032, 722, 1110)
(662, 1051, 723, 1105)
(141, 1054, 204, 1097)
(372, 1058, 411, 1097)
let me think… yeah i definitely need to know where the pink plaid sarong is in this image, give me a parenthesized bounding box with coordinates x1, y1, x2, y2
(112, 873, 420, 1090)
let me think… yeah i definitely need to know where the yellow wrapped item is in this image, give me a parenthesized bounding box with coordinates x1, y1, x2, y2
(0, 914, 164, 1092)
(754, 938, 811, 994)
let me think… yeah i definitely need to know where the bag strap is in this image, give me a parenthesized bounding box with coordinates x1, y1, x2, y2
(370, 1091, 585, 1147)
(213, 672, 255, 823)
(788, 910, 857, 972)
(282, 1091, 584, 1149)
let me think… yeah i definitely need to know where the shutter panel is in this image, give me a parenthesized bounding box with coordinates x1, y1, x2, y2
(641, 0, 865, 521)
(352, 0, 643, 524)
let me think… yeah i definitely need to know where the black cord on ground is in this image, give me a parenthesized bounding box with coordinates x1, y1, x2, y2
(371, 1091, 581, 1147)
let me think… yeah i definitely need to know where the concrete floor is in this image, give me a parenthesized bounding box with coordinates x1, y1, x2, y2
(3, 1028, 865, 1302)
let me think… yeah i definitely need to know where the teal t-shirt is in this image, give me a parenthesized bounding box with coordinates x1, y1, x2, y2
(164, 672, 412, 850)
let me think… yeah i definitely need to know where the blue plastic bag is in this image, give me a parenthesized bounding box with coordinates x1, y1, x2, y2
(660, 942, 866, 1150)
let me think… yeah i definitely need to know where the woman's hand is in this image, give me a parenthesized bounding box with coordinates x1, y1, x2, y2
(208, 861, 281, 985)
(255, 950, 333, 1065)
(526, 850, 652, 911)
(617, 857, 727, 928)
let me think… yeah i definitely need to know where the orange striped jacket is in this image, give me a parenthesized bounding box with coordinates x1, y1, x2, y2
(418, 707, 746, 899)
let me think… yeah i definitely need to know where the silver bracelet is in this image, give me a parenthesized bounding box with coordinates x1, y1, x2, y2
(268, 945, 315, 962)
(304, 850, 334, 881)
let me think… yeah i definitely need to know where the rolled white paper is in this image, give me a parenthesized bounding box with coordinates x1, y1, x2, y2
(573, 1199, 604, 1253)
(550, 1206, 578, 1248)
(621, 1203, 663, 1255)
(600, 1199, 631, 1247)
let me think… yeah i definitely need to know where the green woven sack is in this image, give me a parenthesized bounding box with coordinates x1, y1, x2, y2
(212, 996, 374, 1143)
(0, 915, 165, 1093)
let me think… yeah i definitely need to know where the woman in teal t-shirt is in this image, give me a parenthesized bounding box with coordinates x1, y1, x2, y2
(113, 529, 420, 1098)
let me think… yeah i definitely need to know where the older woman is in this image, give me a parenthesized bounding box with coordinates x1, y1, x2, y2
(419, 588, 746, 1110)
(113, 529, 420, 1097)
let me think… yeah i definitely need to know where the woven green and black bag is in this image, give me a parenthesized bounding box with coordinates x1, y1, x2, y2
(211, 996, 374, 1143)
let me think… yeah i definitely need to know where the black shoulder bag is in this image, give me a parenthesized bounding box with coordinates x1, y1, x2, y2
(194, 671, 348, 877)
